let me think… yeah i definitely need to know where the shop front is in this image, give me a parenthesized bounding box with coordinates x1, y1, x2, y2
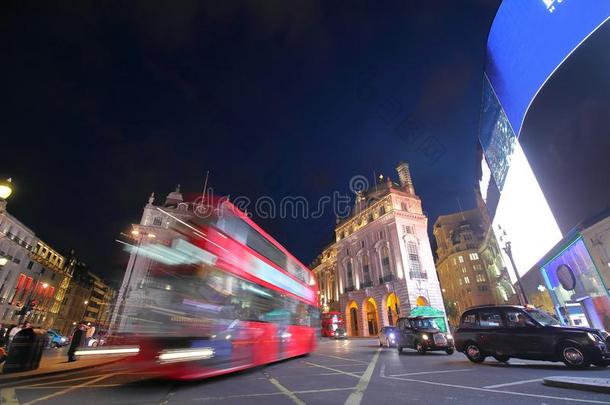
(539, 234, 610, 331)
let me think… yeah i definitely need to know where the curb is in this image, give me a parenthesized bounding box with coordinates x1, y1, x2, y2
(0, 357, 124, 387)
(543, 377, 610, 394)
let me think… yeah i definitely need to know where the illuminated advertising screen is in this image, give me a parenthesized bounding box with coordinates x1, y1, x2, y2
(486, 0, 610, 136)
(492, 142, 561, 278)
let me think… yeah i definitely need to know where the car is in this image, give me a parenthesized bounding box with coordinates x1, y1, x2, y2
(46, 329, 68, 348)
(378, 326, 398, 347)
(333, 328, 347, 339)
(453, 305, 610, 369)
(395, 316, 454, 355)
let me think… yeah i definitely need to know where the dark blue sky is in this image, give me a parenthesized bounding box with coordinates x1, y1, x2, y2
(1, 1, 500, 285)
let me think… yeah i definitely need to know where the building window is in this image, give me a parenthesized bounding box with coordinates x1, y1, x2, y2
(362, 255, 371, 286)
(464, 276, 470, 284)
(346, 261, 354, 289)
(381, 246, 391, 276)
(461, 267, 467, 274)
(368, 212, 374, 223)
(27, 261, 33, 270)
(478, 285, 489, 292)
(361, 240, 365, 249)
(458, 256, 464, 263)
(401, 202, 408, 211)
(379, 230, 384, 240)
(469, 252, 479, 261)
(153, 217, 163, 226)
(476, 273, 486, 283)
(473, 263, 482, 271)
(452, 257, 457, 265)
(403, 225, 414, 234)
(458, 278, 463, 286)
(379, 206, 386, 216)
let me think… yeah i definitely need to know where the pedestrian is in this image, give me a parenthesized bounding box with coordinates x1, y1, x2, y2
(67, 322, 86, 362)
(6, 323, 23, 352)
(85, 323, 96, 346)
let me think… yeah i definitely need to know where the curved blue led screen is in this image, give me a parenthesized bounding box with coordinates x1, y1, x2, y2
(486, 0, 610, 136)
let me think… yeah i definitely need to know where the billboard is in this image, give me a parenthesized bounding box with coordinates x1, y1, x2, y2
(486, 0, 610, 136)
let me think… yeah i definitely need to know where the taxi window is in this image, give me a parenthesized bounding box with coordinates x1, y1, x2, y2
(479, 312, 503, 328)
(460, 313, 477, 328)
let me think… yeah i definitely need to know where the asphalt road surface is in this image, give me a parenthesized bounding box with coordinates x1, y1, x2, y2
(1, 338, 610, 405)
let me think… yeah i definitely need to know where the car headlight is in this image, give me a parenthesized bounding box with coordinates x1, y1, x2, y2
(445, 333, 453, 340)
(587, 332, 602, 343)
(389, 333, 395, 339)
(422, 334, 429, 340)
(60, 337, 66, 342)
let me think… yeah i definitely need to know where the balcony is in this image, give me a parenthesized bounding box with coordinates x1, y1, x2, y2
(379, 274, 395, 283)
(409, 271, 428, 280)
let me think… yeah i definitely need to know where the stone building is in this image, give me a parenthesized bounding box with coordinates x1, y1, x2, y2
(320, 162, 446, 337)
(311, 244, 339, 313)
(433, 207, 515, 325)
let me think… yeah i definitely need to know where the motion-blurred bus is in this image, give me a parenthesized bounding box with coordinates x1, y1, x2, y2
(94, 198, 318, 380)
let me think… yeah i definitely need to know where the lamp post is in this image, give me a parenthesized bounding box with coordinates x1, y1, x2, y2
(497, 225, 528, 306)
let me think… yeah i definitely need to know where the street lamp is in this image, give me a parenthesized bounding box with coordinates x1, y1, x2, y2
(497, 225, 529, 306)
(0, 178, 13, 201)
(0, 258, 8, 266)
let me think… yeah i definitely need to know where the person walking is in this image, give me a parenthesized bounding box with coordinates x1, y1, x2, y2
(67, 322, 86, 362)
(85, 324, 96, 346)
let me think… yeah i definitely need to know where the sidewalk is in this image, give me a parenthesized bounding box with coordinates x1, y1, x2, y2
(0, 352, 124, 386)
(543, 376, 610, 394)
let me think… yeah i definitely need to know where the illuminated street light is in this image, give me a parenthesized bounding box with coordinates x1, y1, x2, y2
(0, 178, 13, 200)
(84, 300, 89, 305)
(0, 257, 8, 266)
(42, 283, 48, 288)
(131, 230, 139, 235)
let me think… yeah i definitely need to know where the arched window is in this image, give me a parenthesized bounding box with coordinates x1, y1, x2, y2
(346, 261, 354, 290)
(362, 255, 371, 286)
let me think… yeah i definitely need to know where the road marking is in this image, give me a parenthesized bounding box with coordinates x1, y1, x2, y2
(0, 388, 19, 405)
(315, 354, 369, 364)
(20, 374, 103, 387)
(191, 387, 357, 402)
(390, 369, 472, 377)
(382, 374, 610, 404)
(316, 371, 364, 376)
(483, 378, 541, 389)
(305, 362, 362, 378)
(344, 348, 380, 405)
(306, 363, 365, 368)
(21, 373, 117, 405)
(263, 371, 305, 405)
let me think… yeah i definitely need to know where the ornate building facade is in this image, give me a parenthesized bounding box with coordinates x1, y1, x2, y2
(315, 162, 447, 337)
(433, 204, 516, 326)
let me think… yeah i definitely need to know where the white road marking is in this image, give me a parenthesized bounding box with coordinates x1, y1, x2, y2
(265, 373, 306, 405)
(315, 354, 370, 364)
(191, 387, 357, 401)
(483, 378, 542, 389)
(344, 348, 381, 405)
(0, 388, 19, 405)
(305, 362, 362, 378)
(306, 363, 365, 368)
(316, 372, 365, 376)
(390, 369, 472, 377)
(382, 374, 610, 404)
(21, 373, 117, 405)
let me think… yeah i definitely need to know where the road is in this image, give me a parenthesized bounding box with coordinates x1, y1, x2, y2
(1, 338, 610, 404)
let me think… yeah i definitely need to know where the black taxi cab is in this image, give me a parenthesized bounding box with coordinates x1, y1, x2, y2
(453, 305, 610, 369)
(395, 316, 454, 355)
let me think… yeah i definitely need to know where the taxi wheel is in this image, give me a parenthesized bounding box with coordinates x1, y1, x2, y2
(559, 343, 591, 369)
(493, 355, 510, 363)
(465, 343, 485, 363)
(445, 348, 454, 355)
(415, 341, 426, 354)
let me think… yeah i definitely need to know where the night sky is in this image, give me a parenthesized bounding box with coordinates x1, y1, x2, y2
(1, 1, 500, 286)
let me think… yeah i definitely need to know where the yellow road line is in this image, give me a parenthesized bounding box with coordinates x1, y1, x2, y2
(22, 373, 117, 405)
(305, 362, 362, 378)
(344, 348, 380, 405)
(264, 373, 306, 405)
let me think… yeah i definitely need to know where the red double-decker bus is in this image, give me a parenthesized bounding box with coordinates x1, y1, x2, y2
(89, 198, 318, 380)
(320, 312, 344, 337)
